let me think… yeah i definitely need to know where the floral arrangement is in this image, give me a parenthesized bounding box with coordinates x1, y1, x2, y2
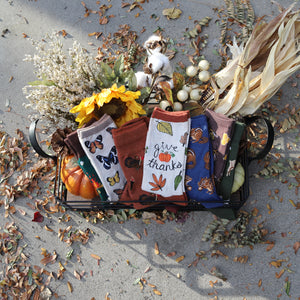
(23, 6, 300, 134)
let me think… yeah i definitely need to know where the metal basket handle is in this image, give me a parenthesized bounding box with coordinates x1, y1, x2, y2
(29, 119, 57, 163)
(244, 115, 274, 163)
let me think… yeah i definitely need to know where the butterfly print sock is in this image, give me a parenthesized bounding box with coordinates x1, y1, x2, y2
(185, 115, 223, 208)
(64, 130, 108, 202)
(217, 121, 245, 200)
(77, 114, 126, 202)
(142, 107, 190, 200)
(204, 109, 235, 181)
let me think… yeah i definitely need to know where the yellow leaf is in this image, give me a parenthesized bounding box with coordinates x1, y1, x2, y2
(162, 7, 182, 20)
(175, 255, 185, 263)
(91, 254, 101, 260)
(153, 289, 162, 296)
(258, 279, 262, 287)
(44, 225, 53, 232)
(156, 121, 173, 136)
(154, 242, 160, 255)
(67, 281, 73, 293)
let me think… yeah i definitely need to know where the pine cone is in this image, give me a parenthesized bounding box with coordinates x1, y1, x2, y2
(50, 127, 73, 155)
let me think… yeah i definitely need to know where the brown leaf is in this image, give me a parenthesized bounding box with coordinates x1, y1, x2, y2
(74, 270, 81, 280)
(136, 232, 142, 240)
(266, 242, 275, 251)
(99, 16, 108, 24)
(40, 251, 57, 265)
(275, 269, 285, 279)
(154, 242, 160, 255)
(166, 251, 176, 257)
(293, 241, 300, 254)
(144, 228, 148, 236)
(258, 279, 262, 287)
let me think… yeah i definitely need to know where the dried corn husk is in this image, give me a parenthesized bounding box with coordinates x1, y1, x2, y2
(207, 5, 300, 116)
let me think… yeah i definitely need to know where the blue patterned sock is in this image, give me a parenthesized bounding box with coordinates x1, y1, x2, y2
(185, 115, 223, 208)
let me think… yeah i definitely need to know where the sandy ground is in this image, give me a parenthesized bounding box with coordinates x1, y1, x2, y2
(0, 0, 300, 299)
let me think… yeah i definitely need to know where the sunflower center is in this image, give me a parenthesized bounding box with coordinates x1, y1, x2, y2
(95, 98, 127, 120)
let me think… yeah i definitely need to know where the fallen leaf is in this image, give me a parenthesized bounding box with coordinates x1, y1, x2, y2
(44, 225, 53, 232)
(67, 281, 73, 293)
(74, 270, 81, 280)
(91, 254, 101, 260)
(136, 232, 141, 240)
(167, 251, 176, 257)
(258, 279, 262, 287)
(293, 241, 300, 254)
(154, 242, 160, 255)
(266, 242, 275, 251)
(153, 289, 162, 296)
(275, 269, 285, 279)
(162, 7, 182, 20)
(175, 255, 185, 263)
(32, 211, 44, 222)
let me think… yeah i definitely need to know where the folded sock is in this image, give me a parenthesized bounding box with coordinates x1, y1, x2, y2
(204, 109, 235, 181)
(185, 114, 223, 208)
(217, 121, 245, 200)
(77, 114, 126, 202)
(64, 130, 108, 202)
(142, 107, 190, 201)
(112, 116, 158, 209)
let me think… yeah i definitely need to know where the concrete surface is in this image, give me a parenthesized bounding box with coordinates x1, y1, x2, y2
(0, 0, 299, 299)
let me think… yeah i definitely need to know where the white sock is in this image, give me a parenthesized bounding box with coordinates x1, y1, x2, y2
(142, 107, 190, 197)
(77, 114, 126, 202)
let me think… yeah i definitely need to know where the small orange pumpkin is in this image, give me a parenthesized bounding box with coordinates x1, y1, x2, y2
(60, 155, 98, 199)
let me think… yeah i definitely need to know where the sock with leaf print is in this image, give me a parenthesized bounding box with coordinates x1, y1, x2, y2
(185, 114, 223, 208)
(77, 114, 126, 202)
(141, 107, 190, 202)
(64, 130, 108, 202)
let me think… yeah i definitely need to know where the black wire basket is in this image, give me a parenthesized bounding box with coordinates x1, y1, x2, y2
(29, 115, 274, 220)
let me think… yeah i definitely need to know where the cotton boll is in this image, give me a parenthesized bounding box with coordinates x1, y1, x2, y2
(135, 71, 151, 88)
(147, 53, 172, 76)
(143, 35, 166, 55)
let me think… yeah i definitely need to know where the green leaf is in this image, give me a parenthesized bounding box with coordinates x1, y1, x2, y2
(124, 70, 137, 91)
(28, 80, 56, 86)
(114, 55, 124, 78)
(100, 62, 115, 84)
(172, 72, 185, 92)
(128, 209, 136, 215)
(174, 171, 182, 190)
(28, 269, 33, 285)
(285, 280, 290, 296)
(66, 249, 73, 260)
(121, 210, 127, 221)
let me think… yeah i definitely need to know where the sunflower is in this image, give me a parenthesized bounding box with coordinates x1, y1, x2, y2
(70, 84, 145, 128)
